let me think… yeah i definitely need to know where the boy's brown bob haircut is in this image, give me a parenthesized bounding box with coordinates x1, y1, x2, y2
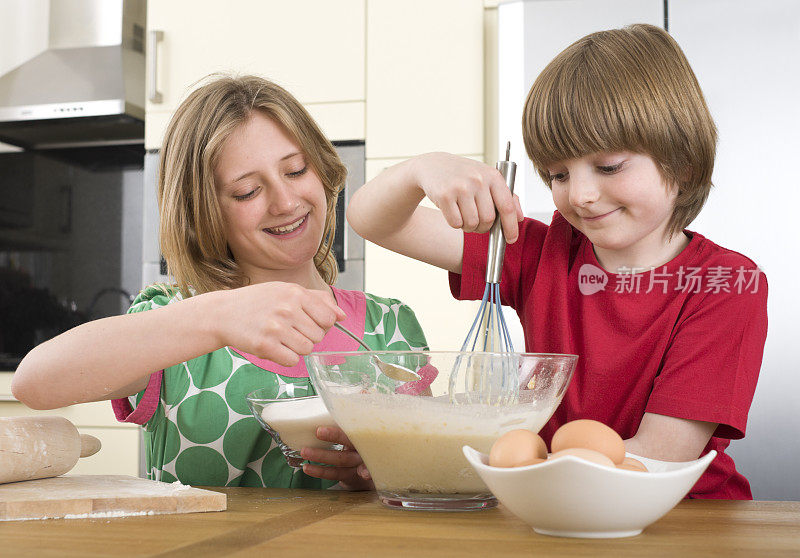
(522, 23, 716, 237)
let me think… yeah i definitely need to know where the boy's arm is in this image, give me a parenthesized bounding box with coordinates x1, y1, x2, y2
(624, 413, 718, 461)
(347, 153, 523, 274)
(629, 258, 767, 462)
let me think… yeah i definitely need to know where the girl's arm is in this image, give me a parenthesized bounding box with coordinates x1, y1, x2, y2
(624, 413, 717, 461)
(346, 152, 523, 274)
(11, 282, 345, 410)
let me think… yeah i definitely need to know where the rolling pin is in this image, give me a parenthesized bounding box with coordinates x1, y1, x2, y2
(0, 416, 101, 484)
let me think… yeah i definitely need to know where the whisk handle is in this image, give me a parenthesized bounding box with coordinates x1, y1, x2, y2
(486, 159, 518, 284)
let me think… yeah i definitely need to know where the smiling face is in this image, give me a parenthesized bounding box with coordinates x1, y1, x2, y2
(547, 151, 688, 271)
(214, 111, 328, 286)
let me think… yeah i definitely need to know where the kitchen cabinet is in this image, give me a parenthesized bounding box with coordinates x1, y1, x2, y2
(0, 374, 140, 477)
(145, 0, 366, 148)
(366, 0, 484, 159)
(362, 1, 487, 352)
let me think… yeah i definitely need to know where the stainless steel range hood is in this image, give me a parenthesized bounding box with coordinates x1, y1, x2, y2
(0, 0, 146, 149)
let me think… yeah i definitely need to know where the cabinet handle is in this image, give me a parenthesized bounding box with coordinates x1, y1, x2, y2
(148, 30, 164, 104)
(0, 395, 17, 402)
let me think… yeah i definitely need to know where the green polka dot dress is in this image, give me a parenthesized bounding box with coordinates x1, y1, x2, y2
(112, 285, 429, 488)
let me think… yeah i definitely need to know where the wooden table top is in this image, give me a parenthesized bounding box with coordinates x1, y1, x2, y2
(2, 488, 799, 557)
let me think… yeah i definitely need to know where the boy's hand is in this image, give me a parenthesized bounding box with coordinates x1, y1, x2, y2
(410, 152, 524, 243)
(301, 426, 374, 491)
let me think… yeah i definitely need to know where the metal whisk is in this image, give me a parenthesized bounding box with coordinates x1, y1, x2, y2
(450, 142, 519, 404)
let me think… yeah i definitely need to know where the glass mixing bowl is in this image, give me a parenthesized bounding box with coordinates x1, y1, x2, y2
(245, 389, 340, 468)
(305, 351, 577, 511)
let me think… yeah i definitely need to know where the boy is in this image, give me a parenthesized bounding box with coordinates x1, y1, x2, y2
(346, 24, 767, 498)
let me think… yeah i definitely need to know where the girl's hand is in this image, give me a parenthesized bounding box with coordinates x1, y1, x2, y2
(409, 152, 524, 243)
(214, 282, 346, 367)
(301, 426, 374, 491)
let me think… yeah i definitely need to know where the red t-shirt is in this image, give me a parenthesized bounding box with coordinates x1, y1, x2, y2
(450, 212, 768, 499)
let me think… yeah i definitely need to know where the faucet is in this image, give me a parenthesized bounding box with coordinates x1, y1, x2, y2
(86, 287, 135, 319)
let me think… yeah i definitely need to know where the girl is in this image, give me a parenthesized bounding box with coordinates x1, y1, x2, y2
(346, 24, 767, 499)
(12, 75, 428, 490)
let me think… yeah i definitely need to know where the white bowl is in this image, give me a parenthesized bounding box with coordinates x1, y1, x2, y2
(462, 446, 716, 538)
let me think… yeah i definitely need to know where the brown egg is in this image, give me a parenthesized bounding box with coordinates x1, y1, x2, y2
(550, 419, 626, 465)
(617, 456, 648, 472)
(549, 448, 615, 468)
(489, 429, 548, 468)
(517, 457, 547, 467)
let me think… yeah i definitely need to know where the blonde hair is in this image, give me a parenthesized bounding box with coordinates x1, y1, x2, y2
(522, 24, 717, 236)
(158, 75, 346, 296)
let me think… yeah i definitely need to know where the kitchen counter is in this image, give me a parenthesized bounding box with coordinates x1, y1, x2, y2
(2, 488, 799, 556)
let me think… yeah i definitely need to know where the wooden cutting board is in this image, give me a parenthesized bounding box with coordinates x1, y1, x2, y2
(0, 475, 226, 521)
